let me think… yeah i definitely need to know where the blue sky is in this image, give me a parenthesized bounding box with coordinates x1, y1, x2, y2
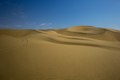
(0, 0, 120, 30)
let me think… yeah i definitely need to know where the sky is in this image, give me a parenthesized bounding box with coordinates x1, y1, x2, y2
(0, 0, 120, 30)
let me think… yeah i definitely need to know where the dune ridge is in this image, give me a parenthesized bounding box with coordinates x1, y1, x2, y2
(34, 29, 120, 50)
(0, 26, 120, 51)
(1, 26, 119, 41)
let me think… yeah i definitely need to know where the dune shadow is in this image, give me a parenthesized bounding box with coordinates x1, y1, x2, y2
(42, 36, 120, 51)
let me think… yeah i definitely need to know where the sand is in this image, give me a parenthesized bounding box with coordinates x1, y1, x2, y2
(0, 26, 120, 80)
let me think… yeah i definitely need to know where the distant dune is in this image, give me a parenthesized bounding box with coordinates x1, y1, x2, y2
(0, 26, 120, 80)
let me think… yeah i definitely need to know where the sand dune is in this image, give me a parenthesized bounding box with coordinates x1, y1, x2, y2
(0, 26, 120, 80)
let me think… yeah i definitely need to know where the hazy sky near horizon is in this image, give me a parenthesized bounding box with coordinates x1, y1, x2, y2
(0, 0, 120, 29)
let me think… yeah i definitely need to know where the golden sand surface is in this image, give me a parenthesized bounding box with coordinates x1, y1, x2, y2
(0, 26, 120, 80)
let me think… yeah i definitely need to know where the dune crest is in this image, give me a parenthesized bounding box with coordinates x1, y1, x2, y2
(66, 26, 118, 34)
(66, 26, 102, 34)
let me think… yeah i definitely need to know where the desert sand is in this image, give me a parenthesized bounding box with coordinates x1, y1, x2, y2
(0, 26, 120, 80)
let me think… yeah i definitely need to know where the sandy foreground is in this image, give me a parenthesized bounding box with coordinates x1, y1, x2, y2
(0, 26, 120, 80)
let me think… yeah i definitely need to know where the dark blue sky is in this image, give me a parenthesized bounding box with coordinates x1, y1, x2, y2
(0, 0, 120, 29)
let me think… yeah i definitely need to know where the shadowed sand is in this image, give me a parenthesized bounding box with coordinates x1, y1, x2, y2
(0, 26, 120, 80)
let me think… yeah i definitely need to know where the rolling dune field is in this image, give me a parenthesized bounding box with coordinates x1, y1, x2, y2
(0, 26, 120, 80)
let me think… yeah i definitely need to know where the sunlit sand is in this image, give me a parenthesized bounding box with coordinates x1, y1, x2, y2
(0, 26, 120, 80)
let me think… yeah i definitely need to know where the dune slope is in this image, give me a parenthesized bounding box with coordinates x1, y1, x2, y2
(0, 26, 120, 80)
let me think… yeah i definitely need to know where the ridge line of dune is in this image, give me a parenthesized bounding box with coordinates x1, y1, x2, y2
(33, 30, 120, 50)
(35, 30, 120, 42)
